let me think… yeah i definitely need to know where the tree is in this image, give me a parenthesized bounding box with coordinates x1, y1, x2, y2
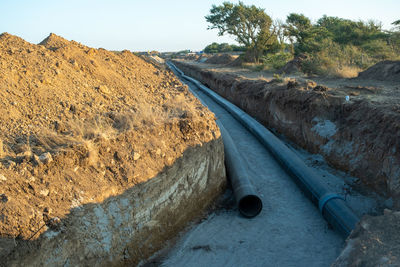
(204, 42, 245, 53)
(284, 13, 329, 55)
(317, 16, 386, 46)
(389, 20, 400, 54)
(273, 19, 286, 51)
(205, 2, 278, 62)
(393, 20, 400, 31)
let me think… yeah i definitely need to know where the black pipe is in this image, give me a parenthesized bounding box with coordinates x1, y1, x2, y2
(167, 62, 262, 218)
(219, 124, 263, 218)
(168, 62, 359, 236)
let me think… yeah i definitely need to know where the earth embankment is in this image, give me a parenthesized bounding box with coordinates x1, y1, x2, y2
(0, 33, 226, 265)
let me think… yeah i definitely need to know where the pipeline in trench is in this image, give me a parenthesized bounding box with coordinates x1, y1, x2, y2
(168, 61, 359, 236)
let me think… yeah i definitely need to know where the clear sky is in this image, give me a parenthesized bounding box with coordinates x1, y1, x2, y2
(0, 0, 398, 52)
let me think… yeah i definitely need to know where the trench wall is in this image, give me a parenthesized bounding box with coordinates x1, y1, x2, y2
(3, 138, 226, 266)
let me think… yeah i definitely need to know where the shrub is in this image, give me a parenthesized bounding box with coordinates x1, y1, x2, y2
(272, 73, 284, 82)
(262, 52, 293, 70)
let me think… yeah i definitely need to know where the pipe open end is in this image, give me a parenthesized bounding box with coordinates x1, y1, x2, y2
(238, 195, 262, 218)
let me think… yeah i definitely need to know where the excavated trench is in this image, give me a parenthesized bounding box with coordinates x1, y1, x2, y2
(159, 63, 349, 266)
(172, 60, 400, 205)
(166, 60, 400, 266)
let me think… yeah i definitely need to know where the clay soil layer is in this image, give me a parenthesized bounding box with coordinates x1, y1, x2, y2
(173, 60, 400, 203)
(0, 33, 225, 264)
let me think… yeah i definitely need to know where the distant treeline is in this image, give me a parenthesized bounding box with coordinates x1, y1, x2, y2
(205, 2, 400, 76)
(204, 42, 246, 53)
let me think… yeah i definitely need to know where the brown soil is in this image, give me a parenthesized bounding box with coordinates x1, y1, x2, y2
(196, 54, 210, 63)
(333, 209, 400, 266)
(173, 60, 400, 205)
(205, 54, 238, 65)
(0, 33, 220, 241)
(227, 56, 244, 67)
(279, 56, 305, 74)
(358, 60, 400, 81)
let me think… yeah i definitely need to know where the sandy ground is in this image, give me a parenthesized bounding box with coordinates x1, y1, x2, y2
(157, 72, 382, 266)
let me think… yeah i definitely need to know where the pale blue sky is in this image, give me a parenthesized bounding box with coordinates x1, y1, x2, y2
(0, 0, 398, 52)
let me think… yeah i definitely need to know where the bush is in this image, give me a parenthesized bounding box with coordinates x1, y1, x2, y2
(262, 52, 293, 70)
(299, 39, 397, 77)
(272, 73, 284, 82)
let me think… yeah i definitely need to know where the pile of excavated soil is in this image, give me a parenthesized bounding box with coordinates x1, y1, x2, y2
(197, 54, 210, 63)
(0, 33, 220, 241)
(227, 56, 244, 67)
(205, 54, 238, 65)
(279, 56, 304, 74)
(358, 60, 400, 81)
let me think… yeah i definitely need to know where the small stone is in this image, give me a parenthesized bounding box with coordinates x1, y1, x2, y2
(39, 152, 53, 164)
(133, 152, 140, 161)
(33, 154, 41, 165)
(0, 174, 6, 181)
(166, 157, 174, 165)
(40, 188, 50, 196)
(0, 194, 8, 203)
(98, 85, 110, 95)
(306, 80, 317, 89)
(46, 216, 61, 230)
(43, 207, 52, 214)
(156, 149, 161, 156)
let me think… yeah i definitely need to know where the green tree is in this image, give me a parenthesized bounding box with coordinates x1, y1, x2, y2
(205, 1, 278, 62)
(389, 20, 400, 54)
(204, 42, 219, 53)
(284, 13, 329, 55)
(203, 42, 245, 53)
(317, 16, 386, 46)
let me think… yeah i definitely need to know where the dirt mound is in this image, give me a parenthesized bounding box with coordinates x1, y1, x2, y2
(197, 54, 210, 63)
(358, 60, 400, 81)
(205, 54, 238, 65)
(0, 33, 219, 241)
(279, 56, 305, 74)
(227, 55, 244, 67)
(38, 33, 70, 51)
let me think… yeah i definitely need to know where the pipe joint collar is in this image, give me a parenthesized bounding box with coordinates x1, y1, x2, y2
(318, 193, 344, 213)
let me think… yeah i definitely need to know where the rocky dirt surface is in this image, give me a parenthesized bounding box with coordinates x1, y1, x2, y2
(333, 209, 400, 266)
(0, 33, 220, 243)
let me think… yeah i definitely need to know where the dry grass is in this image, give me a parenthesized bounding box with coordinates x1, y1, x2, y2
(242, 63, 265, 72)
(5, 93, 201, 160)
(330, 66, 363, 78)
